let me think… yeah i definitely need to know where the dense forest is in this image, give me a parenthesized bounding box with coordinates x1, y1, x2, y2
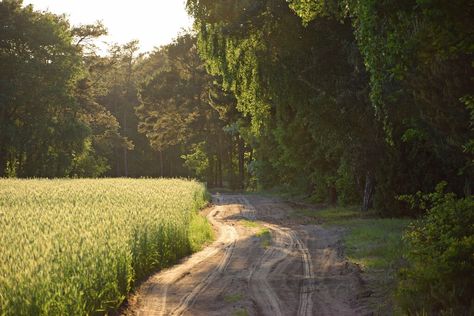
(1, 0, 473, 313)
(0, 0, 250, 187)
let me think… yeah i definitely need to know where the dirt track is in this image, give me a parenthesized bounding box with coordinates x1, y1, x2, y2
(125, 194, 371, 316)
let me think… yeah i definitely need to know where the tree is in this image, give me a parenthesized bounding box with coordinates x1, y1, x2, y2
(137, 34, 247, 186)
(187, 0, 381, 204)
(0, 0, 86, 177)
(284, 0, 474, 212)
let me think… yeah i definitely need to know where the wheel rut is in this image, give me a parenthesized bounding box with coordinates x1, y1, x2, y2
(125, 194, 369, 316)
(134, 205, 237, 316)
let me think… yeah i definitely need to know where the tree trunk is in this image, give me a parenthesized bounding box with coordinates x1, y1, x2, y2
(169, 157, 173, 177)
(329, 186, 337, 205)
(238, 137, 245, 190)
(123, 147, 128, 177)
(115, 147, 121, 177)
(464, 176, 472, 197)
(208, 156, 215, 187)
(0, 143, 6, 177)
(0, 157, 5, 177)
(217, 134, 223, 188)
(122, 108, 128, 177)
(229, 138, 235, 187)
(362, 172, 375, 211)
(248, 149, 254, 188)
(212, 156, 219, 187)
(159, 150, 163, 178)
(217, 155, 223, 187)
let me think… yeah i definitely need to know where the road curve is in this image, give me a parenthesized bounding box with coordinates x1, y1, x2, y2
(125, 194, 368, 316)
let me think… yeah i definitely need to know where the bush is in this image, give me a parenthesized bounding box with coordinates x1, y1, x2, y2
(397, 183, 474, 315)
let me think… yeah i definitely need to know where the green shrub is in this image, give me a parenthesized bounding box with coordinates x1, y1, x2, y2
(397, 183, 474, 315)
(335, 159, 361, 206)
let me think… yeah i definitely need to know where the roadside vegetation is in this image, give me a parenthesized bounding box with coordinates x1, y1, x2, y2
(1, 0, 472, 314)
(397, 184, 474, 315)
(0, 179, 213, 315)
(291, 191, 473, 315)
(240, 219, 272, 248)
(291, 206, 409, 312)
(224, 293, 244, 304)
(292, 207, 409, 270)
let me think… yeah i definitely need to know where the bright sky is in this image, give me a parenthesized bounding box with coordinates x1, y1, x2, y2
(23, 0, 194, 53)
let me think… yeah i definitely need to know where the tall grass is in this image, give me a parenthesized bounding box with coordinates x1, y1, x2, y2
(0, 178, 212, 315)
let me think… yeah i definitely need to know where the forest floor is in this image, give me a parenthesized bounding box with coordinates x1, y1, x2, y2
(124, 194, 406, 316)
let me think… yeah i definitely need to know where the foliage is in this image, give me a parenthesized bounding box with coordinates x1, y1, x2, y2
(137, 34, 249, 186)
(342, 218, 409, 270)
(187, 0, 381, 205)
(181, 142, 210, 181)
(286, 0, 474, 214)
(188, 207, 214, 252)
(68, 139, 110, 177)
(0, 0, 84, 177)
(397, 183, 474, 315)
(0, 179, 212, 315)
(0, 1, 138, 178)
(0, 1, 165, 179)
(291, 205, 409, 313)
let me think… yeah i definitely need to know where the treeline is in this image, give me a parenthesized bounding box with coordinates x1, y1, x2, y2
(184, 0, 473, 313)
(0, 0, 249, 187)
(137, 34, 250, 188)
(1, 2, 471, 207)
(184, 0, 473, 215)
(2, 0, 473, 313)
(1, 1, 142, 178)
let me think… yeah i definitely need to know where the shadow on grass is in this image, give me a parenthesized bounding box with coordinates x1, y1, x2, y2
(289, 204, 411, 314)
(290, 206, 411, 270)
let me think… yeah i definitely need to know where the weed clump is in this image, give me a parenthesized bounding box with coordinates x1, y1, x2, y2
(397, 183, 474, 315)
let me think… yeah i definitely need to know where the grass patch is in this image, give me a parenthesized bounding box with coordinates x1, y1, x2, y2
(255, 227, 270, 237)
(189, 212, 214, 252)
(341, 218, 410, 270)
(239, 219, 272, 248)
(239, 219, 260, 228)
(297, 206, 410, 312)
(232, 308, 248, 316)
(336, 215, 410, 313)
(224, 293, 243, 303)
(291, 206, 374, 224)
(292, 206, 410, 270)
(256, 228, 271, 248)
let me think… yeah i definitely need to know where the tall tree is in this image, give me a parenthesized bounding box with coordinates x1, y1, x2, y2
(0, 0, 85, 177)
(187, 0, 381, 205)
(289, 0, 474, 212)
(137, 34, 247, 186)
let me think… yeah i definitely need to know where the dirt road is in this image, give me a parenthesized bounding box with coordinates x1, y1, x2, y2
(125, 194, 371, 316)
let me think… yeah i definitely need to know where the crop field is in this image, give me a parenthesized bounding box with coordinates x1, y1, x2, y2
(0, 178, 213, 315)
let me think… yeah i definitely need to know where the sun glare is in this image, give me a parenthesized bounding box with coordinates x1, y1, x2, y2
(23, 0, 193, 53)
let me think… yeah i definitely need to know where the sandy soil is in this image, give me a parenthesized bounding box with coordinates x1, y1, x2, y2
(124, 194, 372, 316)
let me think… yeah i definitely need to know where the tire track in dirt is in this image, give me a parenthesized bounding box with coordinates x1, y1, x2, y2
(239, 196, 315, 316)
(259, 224, 315, 316)
(246, 226, 290, 316)
(135, 204, 237, 316)
(169, 224, 237, 315)
(291, 230, 315, 316)
(128, 193, 369, 316)
(226, 195, 285, 316)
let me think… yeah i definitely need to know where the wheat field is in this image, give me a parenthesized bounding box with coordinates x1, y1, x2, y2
(0, 178, 212, 315)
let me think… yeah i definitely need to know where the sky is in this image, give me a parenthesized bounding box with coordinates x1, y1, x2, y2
(23, 0, 194, 53)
